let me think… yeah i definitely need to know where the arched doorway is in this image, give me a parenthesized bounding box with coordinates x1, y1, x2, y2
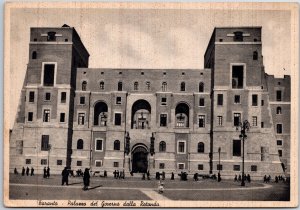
(131, 145, 148, 173)
(94, 101, 108, 126)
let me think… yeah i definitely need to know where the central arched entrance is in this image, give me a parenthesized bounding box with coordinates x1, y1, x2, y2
(131, 145, 148, 173)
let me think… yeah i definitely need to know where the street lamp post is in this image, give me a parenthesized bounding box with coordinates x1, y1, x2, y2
(47, 144, 52, 168)
(236, 120, 250, 187)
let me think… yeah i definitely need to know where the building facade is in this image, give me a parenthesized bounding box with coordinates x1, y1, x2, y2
(9, 25, 290, 179)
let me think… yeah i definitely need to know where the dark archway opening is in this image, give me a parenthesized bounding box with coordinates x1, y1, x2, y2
(94, 102, 108, 126)
(132, 146, 148, 173)
(131, 99, 151, 129)
(175, 103, 190, 128)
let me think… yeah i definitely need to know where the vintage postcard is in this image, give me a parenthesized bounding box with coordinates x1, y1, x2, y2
(3, 2, 299, 208)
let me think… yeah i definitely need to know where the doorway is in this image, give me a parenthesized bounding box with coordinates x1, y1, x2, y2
(131, 146, 148, 173)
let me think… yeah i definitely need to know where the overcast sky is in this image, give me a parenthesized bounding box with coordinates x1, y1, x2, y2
(7, 3, 295, 129)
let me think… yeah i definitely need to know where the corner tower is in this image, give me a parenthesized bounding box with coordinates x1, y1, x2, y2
(205, 27, 285, 178)
(10, 25, 89, 173)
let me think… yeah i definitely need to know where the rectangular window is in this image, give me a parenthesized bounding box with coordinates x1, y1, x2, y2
(78, 113, 85, 125)
(161, 97, 167, 106)
(217, 116, 223, 126)
(116, 97, 122, 105)
(159, 163, 165, 169)
(252, 116, 257, 127)
(198, 115, 205, 128)
(278, 150, 282, 157)
(217, 94, 223, 105)
(60, 113, 65, 123)
(43, 109, 50, 122)
(113, 162, 119, 167)
(41, 159, 47, 165)
(233, 165, 240, 171)
(178, 141, 186, 154)
(29, 91, 35, 102)
(198, 164, 204, 170)
(61, 92, 66, 103)
(261, 100, 264, 106)
(234, 95, 240, 104)
(277, 140, 283, 146)
(95, 160, 102, 167)
(114, 113, 121, 126)
(77, 161, 82, 166)
(80, 96, 85, 105)
(251, 165, 257, 171)
(232, 65, 244, 89)
(276, 90, 282, 101)
(217, 164, 223, 171)
(45, 92, 51, 101)
(233, 140, 241, 156)
(57, 160, 63, 165)
(41, 135, 49, 151)
(26, 159, 31, 164)
(160, 114, 167, 127)
(28, 112, 33, 122)
(252, 94, 258, 106)
(178, 163, 185, 170)
(199, 98, 205, 106)
(277, 124, 283, 134)
(43, 64, 55, 86)
(95, 139, 103, 151)
(261, 122, 264, 128)
(233, 113, 241, 126)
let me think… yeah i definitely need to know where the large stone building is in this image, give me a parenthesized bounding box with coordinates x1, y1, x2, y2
(9, 25, 290, 179)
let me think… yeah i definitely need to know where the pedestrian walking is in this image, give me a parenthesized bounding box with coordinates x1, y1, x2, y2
(275, 176, 278, 183)
(142, 173, 146, 180)
(113, 170, 116, 178)
(116, 170, 119, 179)
(234, 174, 238, 182)
(26, 167, 29, 176)
(43, 167, 47, 178)
(217, 172, 221, 182)
(22, 167, 25, 176)
(46, 167, 50, 178)
(156, 172, 160, 180)
(83, 168, 90, 191)
(162, 171, 165, 180)
(104, 170, 107, 178)
(61, 167, 69, 185)
(247, 174, 251, 183)
(30, 167, 34, 176)
(14, 168, 18, 175)
(268, 175, 271, 183)
(238, 174, 241, 182)
(158, 180, 164, 194)
(171, 172, 174, 180)
(147, 170, 150, 180)
(122, 170, 125, 179)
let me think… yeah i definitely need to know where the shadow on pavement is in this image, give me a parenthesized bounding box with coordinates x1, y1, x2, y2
(87, 185, 102, 190)
(68, 182, 83, 185)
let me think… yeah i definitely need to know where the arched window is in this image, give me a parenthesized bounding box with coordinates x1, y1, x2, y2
(253, 51, 258, 60)
(180, 82, 185, 91)
(198, 142, 204, 153)
(118, 82, 123, 91)
(77, 139, 83, 150)
(162, 82, 167, 92)
(100, 81, 104, 90)
(114, 140, 120, 150)
(175, 103, 190, 128)
(32, 51, 37, 59)
(82, 81, 87, 91)
(146, 81, 150, 90)
(134, 82, 139, 91)
(159, 141, 166, 152)
(276, 107, 282, 114)
(94, 101, 108, 126)
(199, 82, 204, 92)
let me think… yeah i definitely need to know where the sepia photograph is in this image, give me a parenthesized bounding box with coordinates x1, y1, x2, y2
(3, 2, 298, 207)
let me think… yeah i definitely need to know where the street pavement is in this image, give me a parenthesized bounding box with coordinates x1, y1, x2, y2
(9, 174, 290, 201)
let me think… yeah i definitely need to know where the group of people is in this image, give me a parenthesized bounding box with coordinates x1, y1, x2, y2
(14, 167, 35, 176)
(263, 175, 285, 183)
(113, 170, 125, 179)
(43, 167, 51, 178)
(234, 174, 251, 183)
(61, 167, 90, 191)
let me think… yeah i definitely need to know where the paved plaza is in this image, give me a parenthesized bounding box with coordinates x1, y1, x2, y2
(9, 173, 290, 201)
